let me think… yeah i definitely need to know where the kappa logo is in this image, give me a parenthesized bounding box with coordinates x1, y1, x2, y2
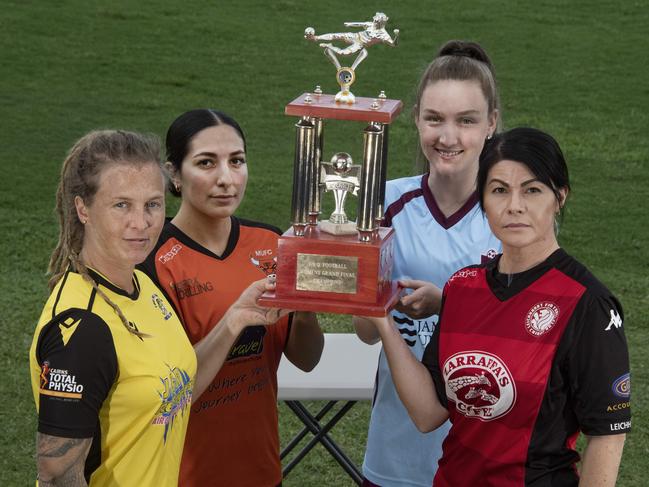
(611, 373, 630, 398)
(158, 244, 183, 264)
(394, 314, 437, 348)
(443, 351, 516, 421)
(525, 302, 560, 336)
(604, 309, 623, 331)
(250, 249, 278, 277)
(151, 294, 173, 320)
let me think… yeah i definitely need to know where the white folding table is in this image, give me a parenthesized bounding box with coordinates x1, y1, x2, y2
(278, 333, 381, 484)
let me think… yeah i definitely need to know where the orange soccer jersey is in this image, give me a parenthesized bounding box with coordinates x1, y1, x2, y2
(140, 217, 290, 487)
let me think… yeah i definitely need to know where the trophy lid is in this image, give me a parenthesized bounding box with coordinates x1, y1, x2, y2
(286, 93, 402, 123)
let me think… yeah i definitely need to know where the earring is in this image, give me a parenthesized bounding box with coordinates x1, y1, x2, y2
(174, 181, 181, 192)
(486, 133, 493, 140)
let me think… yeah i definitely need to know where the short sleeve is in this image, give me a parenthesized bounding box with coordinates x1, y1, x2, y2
(421, 283, 449, 408)
(568, 293, 630, 435)
(34, 309, 118, 438)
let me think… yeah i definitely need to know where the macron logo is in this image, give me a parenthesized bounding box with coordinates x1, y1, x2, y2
(604, 309, 622, 331)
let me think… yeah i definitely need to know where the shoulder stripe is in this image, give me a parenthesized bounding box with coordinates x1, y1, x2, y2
(52, 269, 71, 319)
(382, 188, 424, 227)
(237, 217, 283, 236)
(87, 287, 97, 312)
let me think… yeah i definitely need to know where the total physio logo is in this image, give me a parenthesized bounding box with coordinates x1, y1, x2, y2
(443, 351, 516, 421)
(39, 361, 84, 400)
(249, 248, 277, 277)
(525, 302, 560, 337)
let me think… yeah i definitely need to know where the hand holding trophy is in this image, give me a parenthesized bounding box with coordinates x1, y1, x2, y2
(258, 13, 402, 316)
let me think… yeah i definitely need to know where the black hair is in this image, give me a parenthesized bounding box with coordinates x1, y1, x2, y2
(165, 109, 247, 196)
(478, 127, 571, 216)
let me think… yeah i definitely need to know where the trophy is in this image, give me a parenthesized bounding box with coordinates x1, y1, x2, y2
(258, 13, 402, 316)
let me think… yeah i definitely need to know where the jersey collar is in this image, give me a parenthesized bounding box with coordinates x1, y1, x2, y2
(485, 248, 567, 301)
(421, 173, 480, 229)
(165, 216, 240, 261)
(86, 267, 141, 300)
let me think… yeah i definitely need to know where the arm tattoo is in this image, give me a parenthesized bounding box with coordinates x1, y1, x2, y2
(37, 433, 91, 487)
(39, 436, 86, 458)
(38, 468, 88, 487)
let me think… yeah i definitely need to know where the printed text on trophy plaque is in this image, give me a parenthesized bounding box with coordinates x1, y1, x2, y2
(296, 254, 358, 293)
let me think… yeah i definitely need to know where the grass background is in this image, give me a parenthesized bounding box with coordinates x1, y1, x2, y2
(1, 0, 647, 485)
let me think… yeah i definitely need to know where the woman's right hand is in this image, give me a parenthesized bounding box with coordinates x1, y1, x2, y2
(394, 279, 442, 319)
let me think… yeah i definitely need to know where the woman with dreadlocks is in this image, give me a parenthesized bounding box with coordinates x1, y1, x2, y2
(29, 129, 285, 486)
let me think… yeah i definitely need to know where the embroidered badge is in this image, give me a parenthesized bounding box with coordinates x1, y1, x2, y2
(525, 302, 559, 336)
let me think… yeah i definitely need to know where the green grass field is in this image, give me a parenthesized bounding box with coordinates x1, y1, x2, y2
(2, 0, 647, 485)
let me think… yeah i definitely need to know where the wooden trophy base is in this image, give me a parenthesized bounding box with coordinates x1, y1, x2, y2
(258, 225, 400, 316)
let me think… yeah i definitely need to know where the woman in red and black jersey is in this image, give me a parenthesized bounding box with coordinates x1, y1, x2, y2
(366, 127, 629, 486)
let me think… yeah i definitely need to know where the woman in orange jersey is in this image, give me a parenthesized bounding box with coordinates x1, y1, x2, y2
(31, 130, 287, 486)
(141, 109, 324, 487)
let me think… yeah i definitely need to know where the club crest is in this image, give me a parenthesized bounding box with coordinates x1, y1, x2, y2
(525, 302, 559, 337)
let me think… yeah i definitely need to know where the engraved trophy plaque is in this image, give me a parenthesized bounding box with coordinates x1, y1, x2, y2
(258, 13, 401, 316)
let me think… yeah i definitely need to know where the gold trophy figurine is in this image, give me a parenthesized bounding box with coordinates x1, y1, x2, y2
(304, 12, 399, 104)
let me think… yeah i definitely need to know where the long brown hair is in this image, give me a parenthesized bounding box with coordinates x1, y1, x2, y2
(414, 40, 502, 172)
(48, 129, 162, 336)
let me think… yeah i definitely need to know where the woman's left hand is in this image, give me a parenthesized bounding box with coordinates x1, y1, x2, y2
(226, 278, 291, 330)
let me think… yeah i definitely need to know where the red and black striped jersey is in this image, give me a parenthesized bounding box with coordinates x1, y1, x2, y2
(423, 248, 630, 486)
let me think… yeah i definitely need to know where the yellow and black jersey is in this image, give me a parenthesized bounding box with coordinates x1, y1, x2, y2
(29, 268, 197, 486)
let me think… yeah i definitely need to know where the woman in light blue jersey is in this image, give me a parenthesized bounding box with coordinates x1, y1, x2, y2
(354, 40, 502, 487)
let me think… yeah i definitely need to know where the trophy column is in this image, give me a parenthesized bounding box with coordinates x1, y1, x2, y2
(258, 93, 402, 316)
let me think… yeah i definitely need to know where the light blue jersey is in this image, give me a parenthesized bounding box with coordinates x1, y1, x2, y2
(362, 174, 501, 487)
